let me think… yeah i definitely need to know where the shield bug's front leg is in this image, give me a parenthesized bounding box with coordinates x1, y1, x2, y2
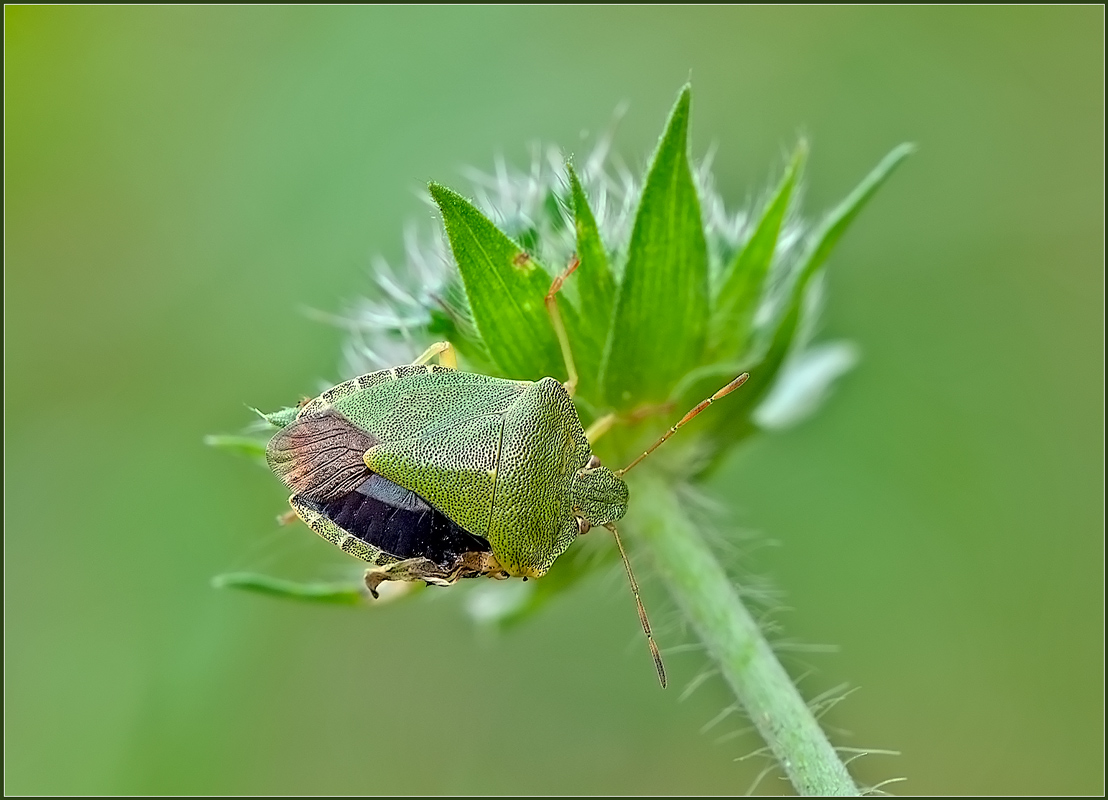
(412, 341, 457, 369)
(364, 550, 503, 598)
(545, 255, 580, 396)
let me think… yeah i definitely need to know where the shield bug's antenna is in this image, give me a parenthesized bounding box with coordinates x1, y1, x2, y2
(604, 521, 667, 688)
(617, 373, 750, 477)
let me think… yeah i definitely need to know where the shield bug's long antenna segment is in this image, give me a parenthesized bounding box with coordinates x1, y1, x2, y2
(605, 522, 667, 688)
(545, 255, 581, 397)
(617, 373, 750, 477)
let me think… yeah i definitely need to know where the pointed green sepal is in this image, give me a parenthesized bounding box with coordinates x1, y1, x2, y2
(601, 86, 710, 410)
(785, 143, 915, 314)
(747, 144, 914, 413)
(430, 183, 565, 381)
(697, 144, 913, 466)
(562, 162, 616, 401)
(212, 572, 368, 605)
(711, 142, 807, 358)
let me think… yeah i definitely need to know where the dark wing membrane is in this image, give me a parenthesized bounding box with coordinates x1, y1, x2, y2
(266, 409, 378, 501)
(302, 474, 492, 565)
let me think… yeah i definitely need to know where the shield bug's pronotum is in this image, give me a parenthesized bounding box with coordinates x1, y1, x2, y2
(265, 257, 748, 687)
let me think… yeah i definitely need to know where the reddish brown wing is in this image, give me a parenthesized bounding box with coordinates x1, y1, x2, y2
(266, 409, 377, 501)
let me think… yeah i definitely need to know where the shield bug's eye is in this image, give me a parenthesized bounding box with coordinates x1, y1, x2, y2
(586, 454, 601, 469)
(576, 516, 591, 535)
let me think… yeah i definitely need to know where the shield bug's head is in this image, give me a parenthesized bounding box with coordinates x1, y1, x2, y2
(571, 457, 629, 528)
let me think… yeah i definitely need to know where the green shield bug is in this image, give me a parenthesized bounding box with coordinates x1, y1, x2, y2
(265, 258, 748, 687)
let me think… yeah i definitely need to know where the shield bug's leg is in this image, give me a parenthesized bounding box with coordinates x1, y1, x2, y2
(444, 550, 505, 582)
(365, 558, 448, 598)
(604, 522, 667, 689)
(617, 373, 750, 477)
(364, 550, 502, 598)
(412, 341, 457, 369)
(545, 255, 581, 397)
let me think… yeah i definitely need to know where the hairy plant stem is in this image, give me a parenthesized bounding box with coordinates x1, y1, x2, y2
(633, 471, 858, 796)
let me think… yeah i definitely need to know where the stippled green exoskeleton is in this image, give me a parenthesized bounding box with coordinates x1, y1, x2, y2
(265, 259, 748, 686)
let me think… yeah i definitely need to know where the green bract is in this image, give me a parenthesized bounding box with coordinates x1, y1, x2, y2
(332, 87, 910, 472)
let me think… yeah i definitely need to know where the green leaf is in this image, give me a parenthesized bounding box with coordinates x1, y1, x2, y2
(710, 142, 806, 358)
(428, 285, 497, 374)
(698, 144, 913, 468)
(563, 162, 616, 403)
(745, 144, 913, 398)
(601, 86, 710, 410)
(709, 290, 809, 449)
(784, 142, 915, 314)
(212, 572, 367, 605)
(429, 183, 563, 381)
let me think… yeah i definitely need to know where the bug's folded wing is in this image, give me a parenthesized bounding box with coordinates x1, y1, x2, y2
(266, 409, 378, 500)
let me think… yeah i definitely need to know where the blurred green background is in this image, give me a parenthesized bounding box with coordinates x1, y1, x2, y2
(6, 6, 1102, 794)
